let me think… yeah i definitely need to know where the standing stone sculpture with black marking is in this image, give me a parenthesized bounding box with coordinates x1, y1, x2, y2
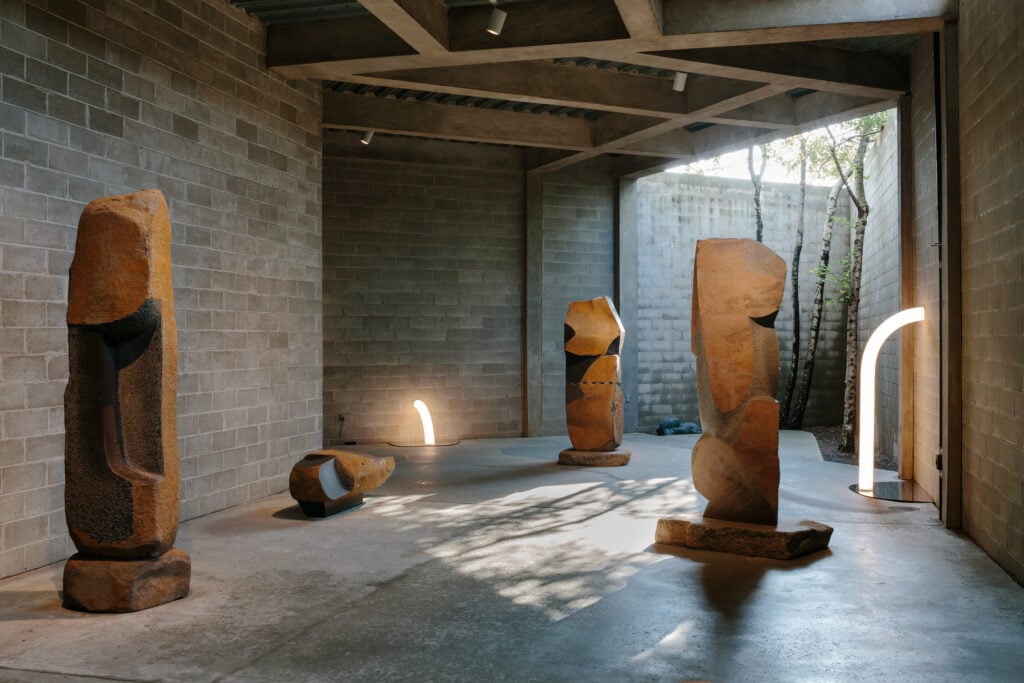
(656, 239, 833, 559)
(62, 190, 190, 612)
(559, 296, 631, 466)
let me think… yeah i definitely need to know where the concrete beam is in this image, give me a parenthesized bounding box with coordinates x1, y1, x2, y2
(614, 0, 664, 39)
(661, 0, 955, 37)
(648, 43, 909, 98)
(322, 90, 594, 150)
(358, 0, 449, 53)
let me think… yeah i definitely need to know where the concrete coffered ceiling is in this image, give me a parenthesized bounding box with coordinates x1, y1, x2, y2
(231, 0, 956, 174)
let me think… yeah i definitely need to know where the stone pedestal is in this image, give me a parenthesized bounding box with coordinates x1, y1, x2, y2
(289, 449, 395, 518)
(655, 515, 833, 560)
(558, 448, 632, 467)
(62, 548, 191, 613)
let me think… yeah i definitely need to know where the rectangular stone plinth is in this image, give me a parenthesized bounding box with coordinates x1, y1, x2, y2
(656, 515, 833, 560)
(62, 548, 191, 613)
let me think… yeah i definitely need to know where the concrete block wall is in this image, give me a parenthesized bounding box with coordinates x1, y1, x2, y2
(322, 154, 523, 444)
(909, 37, 942, 502)
(634, 173, 850, 431)
(958, 0, 1024, 584)
(539, 166, 617, 436)
(0, 0, 322, 580)
(860, 114, 902, 462)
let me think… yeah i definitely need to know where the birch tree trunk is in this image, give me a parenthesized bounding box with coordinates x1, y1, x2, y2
(789, 177, 843, 428)
(748, 145, 767, 243)
(780, 140, 807, 428)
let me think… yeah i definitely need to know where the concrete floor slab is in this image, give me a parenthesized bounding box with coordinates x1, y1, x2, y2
(1, 433, 1022, 682)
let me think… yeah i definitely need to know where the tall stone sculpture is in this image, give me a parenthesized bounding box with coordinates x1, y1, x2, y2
(559, 296, 630, 466)
(656, 239, 832, 559)
(62, 189, 190, 612)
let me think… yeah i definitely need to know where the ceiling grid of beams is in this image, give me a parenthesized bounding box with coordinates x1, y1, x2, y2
(231, 0, 956, 174)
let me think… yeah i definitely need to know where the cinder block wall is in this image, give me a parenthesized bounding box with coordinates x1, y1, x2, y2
(909, 37, 942, 501)
(860, 115, 902, 461)
(634, 173, 851, 430)
(0, 0, 322, 579)
(322, 150, 523, 444)
(539, 166, 617, 437)
(958, 0, 1024, 584)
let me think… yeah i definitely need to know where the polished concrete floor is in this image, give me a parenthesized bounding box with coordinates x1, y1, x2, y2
(1, 432, 1023, 682)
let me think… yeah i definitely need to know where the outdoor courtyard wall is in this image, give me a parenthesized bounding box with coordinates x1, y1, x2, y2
(958, 0, 1024, 584)
(634, 173, 851, 431)
(0, 0, 323, 579)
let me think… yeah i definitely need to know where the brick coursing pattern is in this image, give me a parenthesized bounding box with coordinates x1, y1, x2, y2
(635, 173, 851, 431)
(958, 0, 1024, 584)
(0, 0, 322, 579)
(539, 169, 617, 437)
(909, 37, 942, 501)
(860, 116, 902, 462)
(322, 157, 523, 444)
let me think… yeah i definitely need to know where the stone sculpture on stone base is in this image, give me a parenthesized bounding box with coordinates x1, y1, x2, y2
(559, 296, 631, 467)
(656, 238, 832, 559)
(289, 449, 396, 517)
(62, 190, 190, 612)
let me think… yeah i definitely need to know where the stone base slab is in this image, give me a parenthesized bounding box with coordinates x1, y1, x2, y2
(655, 514, 833, 560)
(63, 548, 191, 613)
(558, 448, 631, 467)
(298, 492, 364, 518)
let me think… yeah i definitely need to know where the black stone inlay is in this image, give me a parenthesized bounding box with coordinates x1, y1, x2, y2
(750, 309, 779, 329)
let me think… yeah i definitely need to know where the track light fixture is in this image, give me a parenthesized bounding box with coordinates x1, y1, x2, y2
(672, 72, 688, 92)
(360, 131, 374, 145)
(487, 0, 506, 35)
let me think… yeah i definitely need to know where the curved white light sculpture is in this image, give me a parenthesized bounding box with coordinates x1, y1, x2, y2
(858, 307, 925, 492)
(413, 400, 435, 446)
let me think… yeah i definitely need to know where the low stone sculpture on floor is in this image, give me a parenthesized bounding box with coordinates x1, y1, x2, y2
(289, 449, 396, 517)
(62, 189, 191, 612)
(656, 238, 832, 559)
(559, 296, 631, 466)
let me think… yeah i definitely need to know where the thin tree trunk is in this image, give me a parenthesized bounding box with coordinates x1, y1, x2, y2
(789, 177, 843, 428)
(748, 145, 766, 242)
(780, 139, 807, 428)
(838, 136, 871, 453)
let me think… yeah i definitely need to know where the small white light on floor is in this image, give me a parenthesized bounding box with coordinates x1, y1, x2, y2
(360, 131, 374, 145)
(858, 307, 925, 492)
(487, 6, 507, 35)
(413, 399, 435, 446)
(672, 72, 688, 92)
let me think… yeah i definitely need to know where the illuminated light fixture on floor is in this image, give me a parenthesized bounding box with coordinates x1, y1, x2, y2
(487, 0, 506, 35)
(360, 131, 374, 145)
(413, 399, 435, 446)
(672, 72, 688, 92)
(856, 307, 925, 493)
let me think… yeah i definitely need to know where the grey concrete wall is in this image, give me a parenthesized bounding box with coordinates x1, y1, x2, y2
(909, 36, 943, 502)
(539, 166, 618, 436)
(0, 0, 322, 580)
(633, 173, 850, 431)
(322, 151, 523, 444)
(860, 113, 902, 463)
(958, 0, 1024, 585)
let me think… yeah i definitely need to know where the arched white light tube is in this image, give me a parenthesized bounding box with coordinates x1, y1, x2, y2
(413, 399, 435, 446)
(858, 307, 925, 492)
